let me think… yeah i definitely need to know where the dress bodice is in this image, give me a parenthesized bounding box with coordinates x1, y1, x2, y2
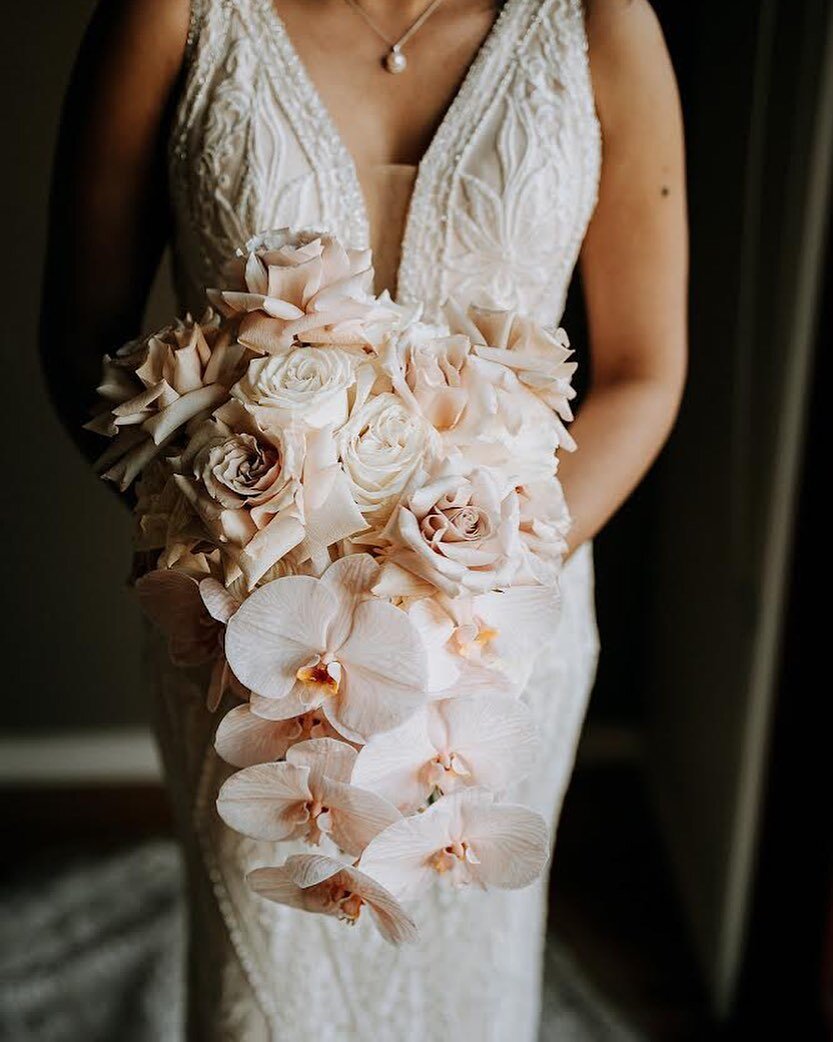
(168, 0, 601, 323)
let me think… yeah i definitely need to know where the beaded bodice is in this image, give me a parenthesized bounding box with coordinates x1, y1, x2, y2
(168, 0, 601, 323)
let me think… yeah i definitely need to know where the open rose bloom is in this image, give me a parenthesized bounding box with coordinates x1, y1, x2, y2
(87, 229, 578, 945)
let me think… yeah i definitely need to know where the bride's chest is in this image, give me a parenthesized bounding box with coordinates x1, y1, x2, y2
(170, 0, 601, 324)
(268, 0, 499, 169)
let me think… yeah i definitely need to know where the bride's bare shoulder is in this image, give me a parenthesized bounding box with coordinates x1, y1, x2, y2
(584, 0, 666, 52)
(79, 0, 191, 87)
(583, 0, 680, 136)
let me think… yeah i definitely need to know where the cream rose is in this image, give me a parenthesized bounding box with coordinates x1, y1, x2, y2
(337, 392, 440, 530)
(383, 466, 522, 596)
(232, 347, 356, 432)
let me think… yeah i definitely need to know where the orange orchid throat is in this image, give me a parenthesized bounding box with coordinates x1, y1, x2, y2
(424, 750, 472, 795)
(296, 658, 342, 697)
(429, 840, 479, 875)
(329, 885, 364, 924)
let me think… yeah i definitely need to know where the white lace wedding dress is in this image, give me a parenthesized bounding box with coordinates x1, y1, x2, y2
(152, 1, 602, 1038)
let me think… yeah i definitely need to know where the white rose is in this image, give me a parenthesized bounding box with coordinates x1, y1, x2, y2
(337, 392, 440, 529)
(232, 347, 357, 431)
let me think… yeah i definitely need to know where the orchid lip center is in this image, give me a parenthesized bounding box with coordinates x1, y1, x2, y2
(332, 886, 364, 924)
(296, 658, 341, 696)
(429, 839, 478, 874)
(427, 752, 471, 789)
(301, 799, 331, 846)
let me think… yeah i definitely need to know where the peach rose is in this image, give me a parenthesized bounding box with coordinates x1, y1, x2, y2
(208, 229, 395, 354)
(515, 477, 572, 585)
(447, 301, 577, 450)
(173, 400, 306, 588)
(381, 466, 522, 596)
(86, 311, 250, 490)
(378, 326, 472, 430)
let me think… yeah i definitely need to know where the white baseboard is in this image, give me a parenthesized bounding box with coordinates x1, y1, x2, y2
(0, 721, 640, 786)
(0, 728, 162, 785)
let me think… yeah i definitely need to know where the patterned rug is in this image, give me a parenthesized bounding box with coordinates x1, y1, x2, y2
(0, 843, 644, 1041)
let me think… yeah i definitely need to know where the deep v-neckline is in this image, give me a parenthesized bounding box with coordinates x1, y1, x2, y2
(253, 0, 531, 299)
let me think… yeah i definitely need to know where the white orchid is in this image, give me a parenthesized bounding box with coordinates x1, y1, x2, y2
(216, 737, 400, 855)
(448, 584, 562, 694)
(358, 787, 550, 901)
(248, 853, 418, 945)
(352, 694, 541, 813)
(224, 554, 429, 742)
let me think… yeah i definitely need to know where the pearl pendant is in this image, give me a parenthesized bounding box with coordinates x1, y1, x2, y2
(384, 46, 407, 74)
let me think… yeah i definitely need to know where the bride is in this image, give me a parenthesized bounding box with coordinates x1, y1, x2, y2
(41, 0, 687, 1038)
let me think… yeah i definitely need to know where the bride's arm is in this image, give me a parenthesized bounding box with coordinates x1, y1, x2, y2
(558, 0, 688, 554)
(39, 0, 190, 459)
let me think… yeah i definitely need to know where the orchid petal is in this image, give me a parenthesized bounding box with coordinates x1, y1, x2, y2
(286, 736, 357, 786)
(358, 796, 454, 901)
(214, 704, 301, 767)
(458, 789, 550, 889)
(432, 695, 541, 792)
(216, 761, 312, 841)
(319, 554, 380, 651)
(332, 600, 428, 740)
(351, 710, 436, 812)
(318, 777, 403, 856)
(224, 576, 337, 699)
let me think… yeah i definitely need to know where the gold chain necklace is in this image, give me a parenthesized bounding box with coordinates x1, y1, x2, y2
(342, 0, 447, 74)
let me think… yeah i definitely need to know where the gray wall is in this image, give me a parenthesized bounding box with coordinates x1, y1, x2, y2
(1, 0, 175, 731)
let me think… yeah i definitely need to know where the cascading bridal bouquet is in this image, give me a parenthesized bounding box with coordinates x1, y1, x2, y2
(86, 228, 578, 945)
